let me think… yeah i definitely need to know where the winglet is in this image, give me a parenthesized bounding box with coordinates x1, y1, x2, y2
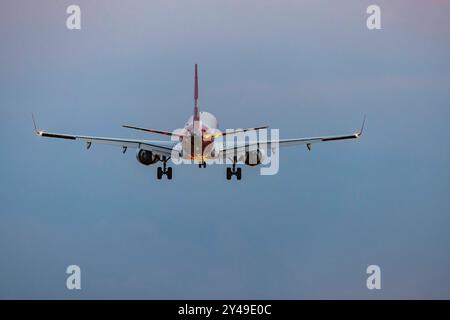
(32, 113, 43, 136)
(356, 115, 366, 137)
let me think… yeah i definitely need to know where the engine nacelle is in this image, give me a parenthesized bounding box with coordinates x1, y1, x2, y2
(136, 149, 160, 166)
(244, 149, 265, 166)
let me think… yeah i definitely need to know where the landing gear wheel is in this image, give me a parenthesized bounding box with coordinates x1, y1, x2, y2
(157, 167, 163, 180)
(226, 168, 232, 180)
(198, 162, 206, 168)
(156, 156, 173, 180)
(226, 161, 242, 181)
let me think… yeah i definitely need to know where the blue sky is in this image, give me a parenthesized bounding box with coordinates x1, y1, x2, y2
(0, 0, 449, 299)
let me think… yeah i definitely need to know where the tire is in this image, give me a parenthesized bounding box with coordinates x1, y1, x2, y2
(226, 168, 232, 180)
(236, 168, 242, 180)
(167, 167, 173, 180)
(157, 167, 163, 180)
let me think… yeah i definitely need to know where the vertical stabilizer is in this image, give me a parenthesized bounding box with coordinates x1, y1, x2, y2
(194, 64, 200, 122)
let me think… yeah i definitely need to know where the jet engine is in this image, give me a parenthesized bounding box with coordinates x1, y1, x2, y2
(136, 149, 160, 165)
(244, 149, 265, 166)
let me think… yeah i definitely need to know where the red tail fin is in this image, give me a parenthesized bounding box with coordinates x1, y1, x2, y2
(194, 64, 200, 121)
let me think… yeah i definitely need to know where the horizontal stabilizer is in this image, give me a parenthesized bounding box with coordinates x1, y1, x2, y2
(122, 125, 186, 138)
(204, 126, 269, 139)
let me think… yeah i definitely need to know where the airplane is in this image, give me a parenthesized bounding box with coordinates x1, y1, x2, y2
(33, 64, 365, 181)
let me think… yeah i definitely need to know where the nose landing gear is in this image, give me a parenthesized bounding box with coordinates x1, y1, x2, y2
(198, 161, 206, 168)
(157, 156, 172, 180)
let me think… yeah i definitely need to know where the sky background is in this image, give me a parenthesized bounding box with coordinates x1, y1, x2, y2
(1, 0, 449, 299)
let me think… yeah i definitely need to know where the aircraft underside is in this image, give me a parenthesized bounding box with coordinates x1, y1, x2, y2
(33, 64, 364, 182)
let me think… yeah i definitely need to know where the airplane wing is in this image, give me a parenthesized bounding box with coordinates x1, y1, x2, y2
(33, 116, 177, 157)
(219, 117, 365, 160)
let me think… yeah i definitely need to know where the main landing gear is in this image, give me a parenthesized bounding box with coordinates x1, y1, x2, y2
(157, 156, 172, 180)
(226, 158, 241, 180)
